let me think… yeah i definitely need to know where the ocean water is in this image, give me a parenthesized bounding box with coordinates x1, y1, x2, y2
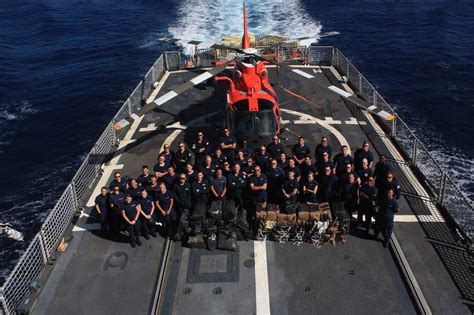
(0, 0, 472, 283)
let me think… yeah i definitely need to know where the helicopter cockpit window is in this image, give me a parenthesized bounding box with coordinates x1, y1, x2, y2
(232, 110, 277, 138)
(257, 99, 274, 111)
(233, 99, 249, 111)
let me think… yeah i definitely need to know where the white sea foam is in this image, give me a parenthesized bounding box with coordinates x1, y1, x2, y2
(168, 0, 322, 54)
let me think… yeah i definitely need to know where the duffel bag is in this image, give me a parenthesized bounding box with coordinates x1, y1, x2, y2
(187, 235, 205, 248)
(222, 199, 238, 221)
(190, 201, 207, 221)
(209, 200, 223, 219)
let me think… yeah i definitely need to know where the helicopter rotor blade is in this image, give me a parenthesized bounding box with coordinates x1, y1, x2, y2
(113, 59, 234, 131)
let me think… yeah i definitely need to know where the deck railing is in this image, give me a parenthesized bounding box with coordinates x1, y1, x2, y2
(1, 46, 472, 314)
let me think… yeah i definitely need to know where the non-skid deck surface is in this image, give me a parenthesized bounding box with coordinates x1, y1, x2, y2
(34, 66, 471, 314)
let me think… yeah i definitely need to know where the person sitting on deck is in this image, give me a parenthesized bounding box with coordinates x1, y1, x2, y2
(333, 145, 353, 177)
(302, 172, 318, 203)
(243, 156, 256, 177)
(174, 142, 192, 174)
(121, 194, 142, 248)
(292, 136, 310, 165)
(356, 158, 374, 182)
(227, 163, 246, 209)
(354, 141, 374, 171)
(163, 166, 178, 189)
(213, 147, 228, 168)
(285, 158, 301, 182)
(155, 182, 177, 238)
(340, 173, 360, 214)
(358, 176, 378, 234)
(210, 168, 227, 200)
(373, 155, 394, 189)
(199, 155, 216, 179)
(219, 127, 237, 159)
(282, 171, 299, 204)
(315, 136, 333, 162)
(374, 188, 399, 248)
(248, 166, 268, 208)
(191, 131, 210, 166)
(109, 171, 127, 192)
(173, 174, 192, 216)
(316, 151, 335, 175)
(267, 134, 285, 159)
(137, 165, 152, 187)
(138, 189, 157, 239)
(159, 144, 175, 168)
(154, 155, 168, 179)
(278, 152, 289, 170)
(127, 179, 141, 200)
(191, 171, 210, 205)
(94, 187, 110, 235)
(109, 185, 126, 233)
(317, 166, 339, 203)
(266, 159, 285, 203)
(254, 145, 271, 172)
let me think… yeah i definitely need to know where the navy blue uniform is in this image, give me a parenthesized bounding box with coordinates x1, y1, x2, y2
(374, 161, 394, 188)
(122, 201, 141, 244)
(192, 138, 210, 164)
(243, 164, 255, 177)
(153, 163, 167, 175)
(174, 149, 192, 173)
(137, 174, 152, 187)
(139, 195, 155, 237)
(227, 171, 246, 208)
(358, 184, 378, 228)
(333, 153, 353, 176)
(109, 178, 127, 192)
(220, 134, 237, 159)
(155, 190, 177, 231)
(357, 168, 374, 182)
(315, 144, 333, 162)
(301, 163, 318, 179)
(163, 173, 178, 189)
(95, 194, 109, 233)
(292, 144, 310, 162)
(353, 148, 374, 171)
(378, 179, 401, 200)
(285, 165, 301, 180)
(317, 173, 339, 202)
(160, 151, 175, 168)
(191, 180, 210, 204)
(199, 163, 216, 179)
(283, 178, 299, 202)
(302, 179, 318, 203)
(210, 176, 227, 197)
(254, 153, 271, 172)
(375, 198, 399, 243)
(267, 142, 285, 159)
(266, 166, 285, 203)
(249, 174, 268, 204)
(127, 187, 141, 200)
(173, 183, 192, 213)
(316, 160, 334, 175)
(278, 160, 289, 170)
(340, 181, 359, 213)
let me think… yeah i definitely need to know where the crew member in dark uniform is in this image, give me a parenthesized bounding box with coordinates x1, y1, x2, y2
(374, 189, 399, 247)
(155, 182, 177, 238)
(358, 176, 378, 233)
(213, 148, 228, 168)
(154, 155, 168, 180)
(340, 173, 359, 214)
(173, 174, 192, 216)
(127, 179, 141, 200)
(374, 155, 394, 189)
(121, 194, 142, 247)
(316, 151, 334, 175)
(200, 155, 216, 179)
(137, 165, 152, 187)
(315, 136, 333, 162)
(254, 145, 271, 172)
(234, 150, 247, 167)
(285, 158, 301, 182)
(146, 175, 160, 199)
(353, 141, 374, 171)
(300, 156, 318, 179)
(185, 164, 196, 183)
(227, 163, 246, 209)
(138, 189, 157, 239)
(302, 172, 318, 203)
(282, 171, 299, 203)
(210, 168, 227, 200)
(109, 185, 126, 233)
(163, 166, 178, 189)
(94, 187, 110, 235)
(292, 136, 310, 165)
(378, 171, 401, 201)
(248, 166, 268, 208)
(267, 135, 285, 159)
(333, 145, 353, 177)
(278, 152, 289, 169)
(159, 144, 175, 168)
(219, 127, 237, 159)
(174, 142, 192, 173)
(191, 171, 210, 205)
(243, 157, 256, 177)
(192, 131, 210, 166)
(266, 159, 285, 203)
(109, 172, 127, 192)
(356, 158, 373, 182)
(317, 166, 339, 202)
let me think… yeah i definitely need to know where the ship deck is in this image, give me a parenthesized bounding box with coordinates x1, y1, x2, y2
(33, 66, 473, 314)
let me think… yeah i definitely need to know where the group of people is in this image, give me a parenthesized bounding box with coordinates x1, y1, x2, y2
(96, 128, 401, 248)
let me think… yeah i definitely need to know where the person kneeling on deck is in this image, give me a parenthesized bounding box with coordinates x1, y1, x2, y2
(138, 189, 157, 239)
(155, 182, 177, 239)
(94, 187, 110, 236)
(249, 166, 268, 209)
(374, 189, 399, 248)
(121, 194, 142, 248)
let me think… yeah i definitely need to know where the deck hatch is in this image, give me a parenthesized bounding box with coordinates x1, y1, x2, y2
(186, 248, 240, 283)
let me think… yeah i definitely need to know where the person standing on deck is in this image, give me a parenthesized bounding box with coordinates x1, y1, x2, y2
(94, 187, 110, 236)
(159, 144, 175, 168)
(121, 194, 142, 248)
(210, 168, 227, 200)
(267, 134, 285, 159)
(373, 155, 394, 190)
(358, 176, 378, 233)
(138, 189, 157, 239)
(374, 189, 399, 247)
(315, 136, 333, 162)
(137, 165, 152, 187)
(353, 141, 374, 171)
(192, 131, 210, 166)
(292, 136, 310, 166)
(227, 163, 246, 210)
(174, 142, 192, 174)
(248, 166, 268, 208)
(220, 127, 237, 159)
(333, 145, 353, 178)
(155, 182, 177, 239)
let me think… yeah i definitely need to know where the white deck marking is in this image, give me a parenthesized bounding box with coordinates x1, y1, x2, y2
(254, 241, 271, 315)
(154, 90, 178, 106)
(165, 122, 187, 130)
(329, 66, 355, 94)
(146, 71, 171, 103)
(345, 117, 359, 125)
(312, 68, 322, 74)
(190, 71, 213, 85)
(328, 85, 352, 98)
(323, 117, 342, 125)
(291, 69, 315, 79)
(139, 123, 157, 132)
(351, 214, 444, 223)
(368, 105, 377, 111)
